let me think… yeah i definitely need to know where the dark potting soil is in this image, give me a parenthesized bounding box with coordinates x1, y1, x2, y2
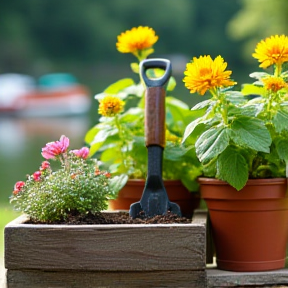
(26, 211, 192, 225)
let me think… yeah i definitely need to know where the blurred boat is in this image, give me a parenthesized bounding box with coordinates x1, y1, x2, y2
(0, 73, 91, 117)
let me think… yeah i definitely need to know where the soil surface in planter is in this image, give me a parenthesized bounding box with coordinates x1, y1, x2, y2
(25, 211, 192, 225)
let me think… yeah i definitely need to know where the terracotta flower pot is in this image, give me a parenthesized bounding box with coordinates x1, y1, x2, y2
(108, 179, 200, 218)
(199, 177, 288, 272)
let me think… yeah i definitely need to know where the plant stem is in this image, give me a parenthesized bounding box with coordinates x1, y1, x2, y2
(114, 115, 128, 172)
(274, 63, 282, 77)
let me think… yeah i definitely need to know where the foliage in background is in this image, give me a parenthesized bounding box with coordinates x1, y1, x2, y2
(0, 0, 244, 93)
(183, 35, 288, 191)
(228, 0, 288, 63)
(85, 26, 202, 192)
(10, 135, 127, 222)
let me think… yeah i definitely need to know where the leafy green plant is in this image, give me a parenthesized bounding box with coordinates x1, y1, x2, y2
(85, 26, 202, 191)
(10, 135, 127, 222)
(182, 35, 288, 191)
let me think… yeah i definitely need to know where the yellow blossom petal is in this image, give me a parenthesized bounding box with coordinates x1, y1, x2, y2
(252, 35, 288, 69)
(183, 55, 236, 95)
(116, 26, 158, 54)
(262, 76, 287, 93)
(98, 96, 124, 117)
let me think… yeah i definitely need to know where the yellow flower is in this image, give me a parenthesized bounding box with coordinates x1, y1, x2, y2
(98, 96, 124, 117)
(183, 55, 236, 95)
(116, 26, 158, 55)
(262, 76, 287, 93)
(252, 35, 288, 69)
(166, 130, 180, 143)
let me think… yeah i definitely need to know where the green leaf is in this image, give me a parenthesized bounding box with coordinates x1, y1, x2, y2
(249, 72, 270, 80)
(166, 96, 189, 110)
(120, 107, 143, 123)
(217, 146, 248, 191)
(191, 99, 213, 110)
(85, 126, 100, 144)
(89, 128, 118, 156)
(167, 76, 176, 91)
(182, 118, 202, 143)
(104, 78, 135, 94)
(231, 116, 271, 153)
(196, 126, 229, 163)
(241, 84, 265, 96)
(108, 174, 129, 197)
(100, 146, 120, 163)
(225, 91, 247, 104)
(273, 109, 288, 133)
(166, 97, 191, 131)
(164, 143, 190, 161)
(131, 62, 139, 74)
(275, 138, 288, 162)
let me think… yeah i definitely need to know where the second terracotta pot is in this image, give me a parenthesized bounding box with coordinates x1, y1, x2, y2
(108, 179, 200, 218)
(199, 177, 288, 272)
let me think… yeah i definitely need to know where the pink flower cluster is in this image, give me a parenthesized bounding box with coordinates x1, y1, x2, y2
(13, 135, 92, 196)
(41, 135, 70, 159)
(41, 135, 89, 160)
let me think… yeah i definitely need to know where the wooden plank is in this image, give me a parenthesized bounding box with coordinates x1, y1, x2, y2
(192, 209, 214, 264)
(207, 268, 288, 287)
(6, 269, 206, 288)
(5, 214, 206, 272)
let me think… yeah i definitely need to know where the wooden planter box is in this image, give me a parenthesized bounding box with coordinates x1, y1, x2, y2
(5, 211, 208, 288)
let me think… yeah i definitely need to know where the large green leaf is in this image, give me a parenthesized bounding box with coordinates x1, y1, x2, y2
(166, 96, 189, 110)
(89, 128, 118, 156)
(195, 126, 229, 163)
(191, 99, 213, 110)
(217, 146, 248, 191)
(273, 109, 288, 133)
(275, 138, 288, 162)
(182, 118, 202, 143)
(241, 84, 265, 96)
(104, 78, 135, 94)
(164, 143, 191, 161)
(231, 116, 271, 153)
(85, 126, 100, 144)
(108, 174, 129, 198)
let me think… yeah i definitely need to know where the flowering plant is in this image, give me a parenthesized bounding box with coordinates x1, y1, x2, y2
(182, 34, 288, 191)
(10, 135, 127, 222)
(85, 26, 202, 191)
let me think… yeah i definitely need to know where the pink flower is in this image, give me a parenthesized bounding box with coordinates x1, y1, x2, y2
(13, 181, 25, 195)
(41, 135, 70, 159)
(33, 171, 42, 182)
(71, 147, 90, 159)
(14, 181, 25, 191)
(41, 161, 50, 170)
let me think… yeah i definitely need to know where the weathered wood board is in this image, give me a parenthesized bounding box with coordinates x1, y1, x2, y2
(206, 267, 288, 288)
(6, 269, 206, 288)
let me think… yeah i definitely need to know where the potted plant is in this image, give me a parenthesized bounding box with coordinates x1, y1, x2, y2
(5, 135, 208, 287)
(9, 135, 127, 223)
(85, 26, 202, 216)
(182, 35, 288, 272)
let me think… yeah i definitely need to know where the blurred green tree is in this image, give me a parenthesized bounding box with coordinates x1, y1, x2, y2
(228, 0, 288, 64)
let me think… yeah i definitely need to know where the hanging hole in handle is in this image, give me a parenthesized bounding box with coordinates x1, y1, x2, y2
(140, 58, 172, 88)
